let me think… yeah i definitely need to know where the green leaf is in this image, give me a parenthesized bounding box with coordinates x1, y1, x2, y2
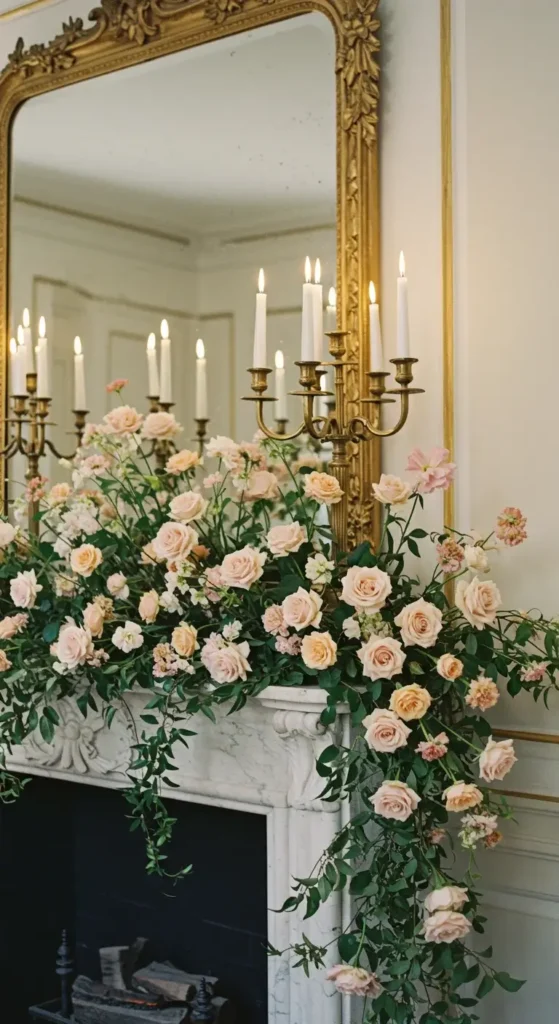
(465, 633, 478, 655)
(43, 706, 60, 725)
(39, 714, 54, 744)
(42, 621, 60, 644)
(338, 933, 359, 961)
(403, 857, 418, 878)
(494, 972, 525, 992)
(476, 975, 494, 999)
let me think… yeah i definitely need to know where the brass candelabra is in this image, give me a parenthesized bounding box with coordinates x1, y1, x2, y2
(244, 330, 423, 550)
(147, 396, 209, 469)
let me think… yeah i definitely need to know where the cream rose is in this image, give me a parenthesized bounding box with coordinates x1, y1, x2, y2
(304, 471, 344, 505)
(0, 521, 16, 548)
(56, 620, 93, 669)
(83, 601, 105, 638)
(464, 545, 489, 573)
(301, 631, 337, 670)
(455, 577, 502, 630)
(282, 587, 323, 630)
(370, 780, 420, 821)
(10, 569, 43, 609)
(166, 449, 200, 475)
(394, 598, 443, 648)
(479, 737, 517, 782)
(423, 911, 471, 944)
(107, 573, 129, 600)
(326, 965, 382, 997)
(169, 491, 208, 523)
(358, 635, 405, 681)
(341, 565, 392, 612)
(201, 639, 251, 683)
(424, 886, 468, 913)
(437, 653, 463, 681)
(0, 613, 28, 639)
(0, 650, 11, 672)
(390, 683, 432, 721)
(220, 546, 267, 590)
(103, 405, 143, 434)
(139, 590, 159, 624)
(171, 623, 198, 658)
(241, 470, 279, 502)
(70, 544, 103, 578)
(266, 522, 307, 557)
(142, 411, 181, 440)
(444, 781, 483, 812)
(372, 474, 413, 506)
(363, 708, 411, 753)
(153, 522, 198, 563)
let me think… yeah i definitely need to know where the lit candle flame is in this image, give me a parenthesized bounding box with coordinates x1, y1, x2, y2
(147, 332, 156, 352)
(196, 338, 205, 360)
(369, 281, 376, 304)
(9, 338, 16, 355)
(304, 256, 311, 283)
(17, 325, 24, 346)
(275, 349, 284, 370)
(314, 258, 321, 285)
(38, 316, 46, 339)
(160, 319, 169, 340)
(328, 287, 336, 307)
(399, 251, 406, 277)
(258, 268, 265, 294)
(22, 308, 30, 328)
(74, 336, 82, 356)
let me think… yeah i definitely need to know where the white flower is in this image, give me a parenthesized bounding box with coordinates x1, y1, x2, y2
(343, 616, 361, 639)
(159, 591, 182, 614)
(305, 553, 335, 585)
(223, 620, 243, 641)
(10, 569, 43, 609)
(107, 573, 129, 600)
(464, 545, 489, 573)
(112, 621, 144, 653)
(0, 521, 16, 548)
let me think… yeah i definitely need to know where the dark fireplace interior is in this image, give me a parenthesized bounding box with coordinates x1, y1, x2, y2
(0, 775, 268, 1023)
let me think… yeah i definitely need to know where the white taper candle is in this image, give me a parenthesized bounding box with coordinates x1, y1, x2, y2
(196, 338, 208, 419)
(159, 319, 172, 404)
(146, 333, 159, 397)
(369, 282, 383, 371)
(396, 250, 410, 358)
(253, 268, 267, 368)
(36, 316, 50, 398)
(73, 336, 86, 410)
(301, 256, 315, 361)
(275, 349, 287, 420)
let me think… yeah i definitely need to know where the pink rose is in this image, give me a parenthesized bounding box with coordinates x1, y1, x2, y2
(423, 911, 471, 944)
(444, 781, 483, 813)
(304, 471, 344, 505)
(301, 631, 337, 670)
(143, 411, 182, 441)
(416, 733, 449, 761)
(363, 708, 411, 753)
(425, 886, 468, 913)
(358, 635, 405, 680)
(103, 405, 143, 434)
(201, 639, 251, 683)
(372, 474, 412, 506)
(10, 569, 42, 609)
(282, 587, 323, 630)
(220, 546, 267, 589)
(166, 449, 200, 475)
(262, 605, 288, 637)
(0, 613, 28, 639)
(341, 565, 392, 612)
(153, 522, 198, 563)
(240, 470, 279, 502)
(455, 577, 502, 629)
(394, 598, 442, 648)
(139, 590, 160, 624)
(437, 654, 463, 681)
(370, 780, 420, 821)
(266, 522, 307, 557)
(406, 446, 456, 494)
(83, 601, 105, 638)
(479, 737, 517, 782)
(55, 619, 94, 669)
(326, 965, 382, 997)
(169, 491, 208, 523)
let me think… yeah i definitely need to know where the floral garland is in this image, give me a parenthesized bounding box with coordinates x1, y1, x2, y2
(0, 384, 556, 1023)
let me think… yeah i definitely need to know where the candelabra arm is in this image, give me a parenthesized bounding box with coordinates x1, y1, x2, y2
(254, 400, 307, 442)
(351, 391, 411, 439)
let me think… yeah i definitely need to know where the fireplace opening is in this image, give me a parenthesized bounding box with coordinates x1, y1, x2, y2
(0, 775, 268, 1023)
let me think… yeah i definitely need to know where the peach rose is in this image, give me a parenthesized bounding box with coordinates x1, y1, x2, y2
(424, 886, 468, 913)
(479, 737, 517, 782)
(372, 474, 412, 506)
(394, 598, 443, 648)
(107, 573, 129, 600)
(0, 649, 11, 672)
(55, 620, 94, 669)
(455, 576, 502, 630)
(0, 613, 28, 639)
(166, 449, 200, 475)
(363, 708, 411, 753)
(341, 565, 392, 612)
(10, 569, 43, 608)
(326, 965, 382, 997)
(437, 654, 463, 681)
(266, 522, 307, 557)
(83, 601, 105, 638)
(465, 677, 500, 711)
(201, 639, 251, 683)
(241, 470, 279, 502)
(304, 471, 344, 505)
(103, 405, 143, 434)
(358, 635, 405, 681)
(301, 631, 337, 670)
(139, 590, 159, 624)
(282, 587, 323, 630)
(390, 683, 432, 721)
(220, 546, 267, 590)
(153, 522, 198, 563)
(444, 781, 483, 812)
(370, 780, 420, 821)
(423, 911, 471, 944)
(0, 521, 16, 547)
(70, 544, 103, 578)
(171, 623, 198, 658)
(142, 411, 181, 440)
(169, 491, 208, 523)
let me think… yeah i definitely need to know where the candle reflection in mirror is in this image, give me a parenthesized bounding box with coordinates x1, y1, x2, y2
(146, 332, 159, 399)
(73, 336, 86, 411)
(37, 316, 49, 398)
(160, 318, 172, 405)
(275, 348, 287, 433)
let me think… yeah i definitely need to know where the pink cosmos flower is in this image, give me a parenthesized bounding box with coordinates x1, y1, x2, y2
(495, 507, 527, 547)
(406, 447, 456, 494)
(106, 378, 128, 394)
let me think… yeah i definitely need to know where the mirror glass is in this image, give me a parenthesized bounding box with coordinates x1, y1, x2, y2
(8, 14, 336, 483)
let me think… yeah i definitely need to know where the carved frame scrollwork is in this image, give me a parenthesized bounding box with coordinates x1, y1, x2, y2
(0, 0, 380, 543)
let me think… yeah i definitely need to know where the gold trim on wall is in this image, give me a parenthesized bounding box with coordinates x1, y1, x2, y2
(440, 0, 454, 532)
(0, 0, 382, 544)
(493, 728, 559, 746)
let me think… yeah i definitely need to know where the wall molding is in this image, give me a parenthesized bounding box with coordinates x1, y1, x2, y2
(440, 0, 454, 531)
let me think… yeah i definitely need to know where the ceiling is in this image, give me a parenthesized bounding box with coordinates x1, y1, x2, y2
(11, 14, 336, 238)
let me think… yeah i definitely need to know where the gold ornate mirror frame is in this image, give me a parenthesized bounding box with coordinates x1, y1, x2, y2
(0, 0, 380, 543)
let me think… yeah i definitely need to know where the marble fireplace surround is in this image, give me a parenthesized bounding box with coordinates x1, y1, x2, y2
(6, 685, 352, 1024)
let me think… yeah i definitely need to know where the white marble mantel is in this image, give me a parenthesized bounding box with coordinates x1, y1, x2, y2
(6, 685, 351, 1024)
